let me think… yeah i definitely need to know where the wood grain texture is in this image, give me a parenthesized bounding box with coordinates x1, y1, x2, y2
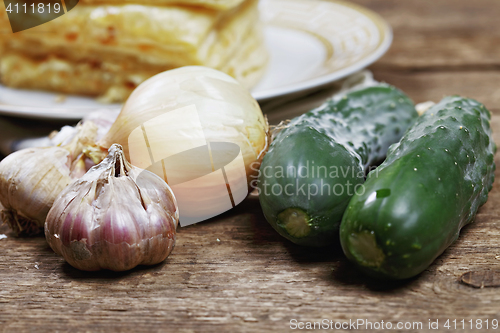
(359, 0, 500, 69)
(2, 0, 500, 332)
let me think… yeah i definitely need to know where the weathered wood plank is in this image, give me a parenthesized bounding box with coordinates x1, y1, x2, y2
(371, 71, 500, 112)
(352, 0, 500, 69)
(0, 116, 499, 332)
(263, 71, 500, 125)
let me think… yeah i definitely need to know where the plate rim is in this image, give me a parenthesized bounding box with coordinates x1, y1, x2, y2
(253, 0, 393, 101)
(0, 103, 113, 120)
(0, 0, 392, 120)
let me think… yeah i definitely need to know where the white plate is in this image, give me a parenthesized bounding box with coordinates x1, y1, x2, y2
(0, 0, 391, 120)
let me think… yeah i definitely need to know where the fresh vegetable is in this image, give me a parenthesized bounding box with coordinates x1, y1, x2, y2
(340, 96, 496, 279)
(99, 66, 269, 225)
(0, 122, 98, 235)
(258, 84, 418, 246)
(45, 144, 179, 271)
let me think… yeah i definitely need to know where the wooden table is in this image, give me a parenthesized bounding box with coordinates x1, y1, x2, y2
(1, 0, 500, 332)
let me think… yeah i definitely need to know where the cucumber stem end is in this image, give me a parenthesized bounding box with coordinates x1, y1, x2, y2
(277, 208, 311, 239)
(348, 230, 385, 268)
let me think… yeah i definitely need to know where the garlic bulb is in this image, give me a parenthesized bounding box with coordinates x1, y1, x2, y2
(99, 66, 269, 225)
(0, 122, 98, 235)
(45, 144, 179, 271)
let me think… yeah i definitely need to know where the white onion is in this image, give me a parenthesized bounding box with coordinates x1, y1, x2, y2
(99, 66, 269, 225)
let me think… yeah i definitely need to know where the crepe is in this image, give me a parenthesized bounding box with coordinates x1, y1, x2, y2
(0, 0, 267, 101)
(77, 0, 246, 10)
(0, 26, 267, 102)
(0, 26, 267, 101)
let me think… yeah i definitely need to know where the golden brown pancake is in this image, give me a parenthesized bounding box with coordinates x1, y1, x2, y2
(0, 0, 267, 101)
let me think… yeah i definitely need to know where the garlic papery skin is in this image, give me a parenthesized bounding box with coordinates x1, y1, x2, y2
(0, 122, 98, 235)
(45, 144, 179, 271)
(99, 66, 269, 225)
(0, 147, 75, 235)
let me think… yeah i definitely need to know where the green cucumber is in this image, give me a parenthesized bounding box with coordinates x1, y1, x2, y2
(258, 84, 418, 246)
(340, 96, 496, 279)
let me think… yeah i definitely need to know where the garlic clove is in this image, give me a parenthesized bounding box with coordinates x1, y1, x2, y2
(45, 144, 179, 271)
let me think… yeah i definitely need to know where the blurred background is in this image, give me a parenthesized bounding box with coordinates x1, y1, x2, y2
(1, 0, 499, 153)
(351, 0, 500, 110)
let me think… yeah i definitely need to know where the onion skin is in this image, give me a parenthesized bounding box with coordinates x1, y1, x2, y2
(100, 67, 269, 168)
(45, 144, 179, 271)
(99, 66, 269, 224)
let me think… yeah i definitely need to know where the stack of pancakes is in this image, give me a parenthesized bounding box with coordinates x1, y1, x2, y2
(0, 0, 267, 102)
